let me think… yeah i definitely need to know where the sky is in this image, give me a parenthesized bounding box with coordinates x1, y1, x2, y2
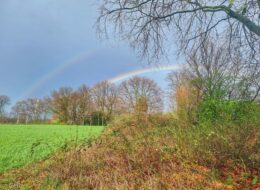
(0, 0, 181, 105)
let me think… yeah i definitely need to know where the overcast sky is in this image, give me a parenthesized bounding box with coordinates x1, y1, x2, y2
(0, 0, 180, 104)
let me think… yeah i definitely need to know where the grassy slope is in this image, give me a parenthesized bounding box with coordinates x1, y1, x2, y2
(0, 124, 103, 172)
(0, 114, 259, 189)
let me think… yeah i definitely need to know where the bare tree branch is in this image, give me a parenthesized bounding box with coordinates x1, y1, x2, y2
(97, 0, 260, 63)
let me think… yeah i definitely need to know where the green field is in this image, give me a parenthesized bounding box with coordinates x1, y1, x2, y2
(0, 124, 103, 173)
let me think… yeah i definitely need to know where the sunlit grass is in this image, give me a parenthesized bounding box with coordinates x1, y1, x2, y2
(0, 124, 103, 172)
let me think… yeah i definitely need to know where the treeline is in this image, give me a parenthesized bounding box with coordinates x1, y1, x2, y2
(0, 77, 163, 125)
(1, 42, 259, 126)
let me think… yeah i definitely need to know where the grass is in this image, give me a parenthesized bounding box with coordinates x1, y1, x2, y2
(0, 124, 103, 173)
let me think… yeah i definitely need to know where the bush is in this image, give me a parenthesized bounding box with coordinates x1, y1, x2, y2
(198, 99, 260, 125)
(172, 122, 259, 169)
(173, 99, 260, 169)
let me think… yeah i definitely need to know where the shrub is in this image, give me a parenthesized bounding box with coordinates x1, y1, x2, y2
(198, 99, 260, 125)
(172, 122, 259, 169)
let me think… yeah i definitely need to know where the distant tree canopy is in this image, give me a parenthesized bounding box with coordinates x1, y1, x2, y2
(7, 76, 164, 125)
(11, 98, 51, 124)
(98, 0, 259, 65)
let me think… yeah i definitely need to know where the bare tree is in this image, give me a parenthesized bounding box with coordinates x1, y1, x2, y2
(11, 98, 52, 124)
(77, 85, 94, 125)
(119, 76, 163, 113)
(51, 87, 73, 124)
(0, 95, 10, 118)
(0, 95, 10, 122)
(168, 40, 260, 104)
(92, 81, 119, 125)
(98, 0, 259, 64)
(167, 69, 194, 110)
(40, 97, 52, 121)
(67, 91, 80, 125)
(26, 98, 42, 122)
(11, 100, 29, 124)
(67, 85, 93, 125)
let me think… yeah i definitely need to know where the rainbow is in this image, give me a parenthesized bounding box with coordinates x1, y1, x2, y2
(19, 49, 99, 100)
(19, 49, 181, 101)
(108, 64, 181, 83)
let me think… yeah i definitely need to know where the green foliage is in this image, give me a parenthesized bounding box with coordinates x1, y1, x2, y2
(108, 111, 259, 169)
(225, 176, 234, 186)
(173, 122, 259, 168)
(252, 177, 258, 185)
(229, 0, 235, 6)
(198, 99, 260, 125)
(0, 124, 103, 172)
